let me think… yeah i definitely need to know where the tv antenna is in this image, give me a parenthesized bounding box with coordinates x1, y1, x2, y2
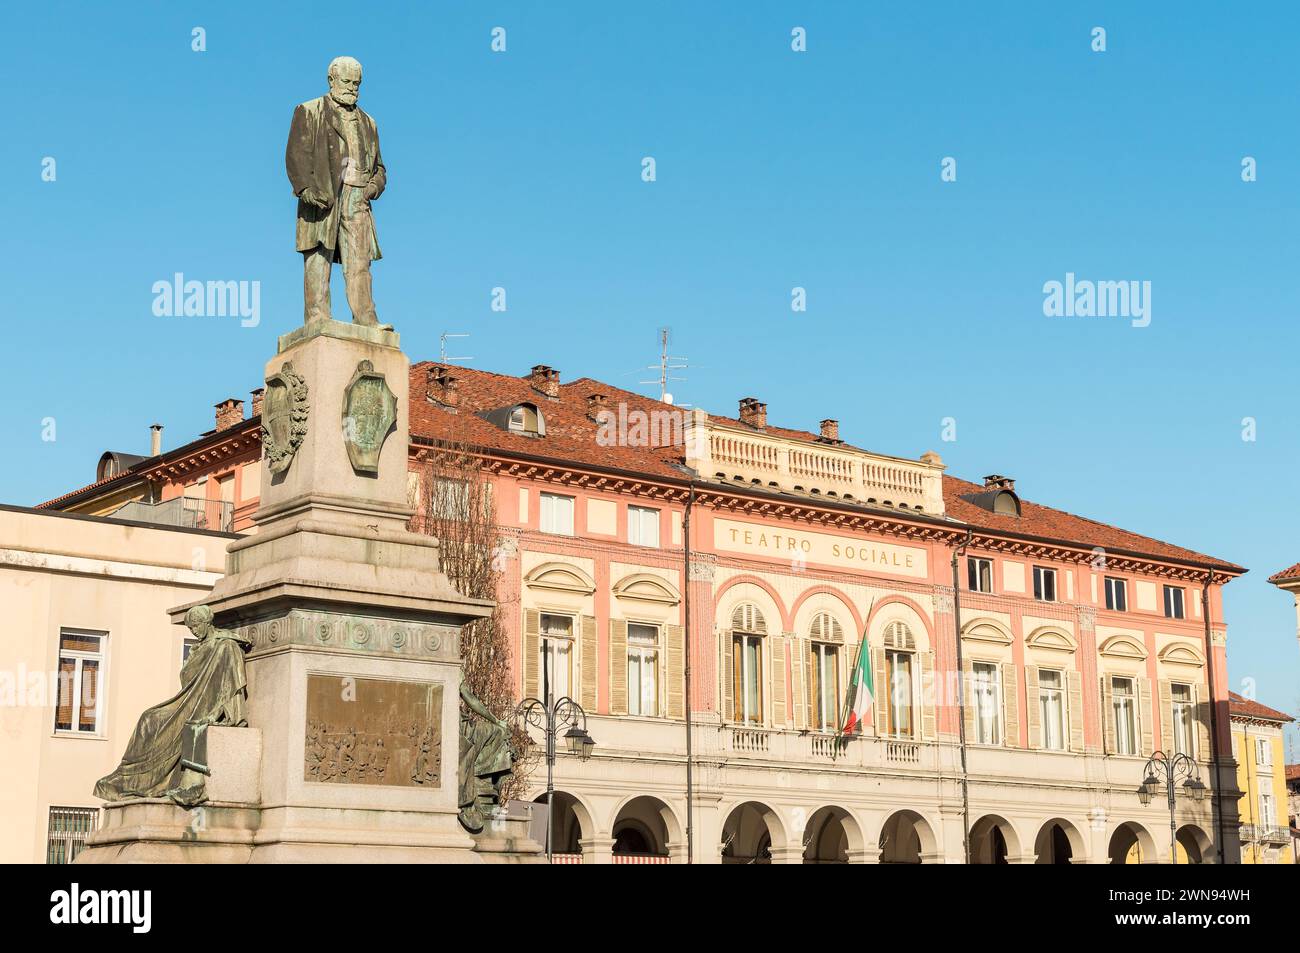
(439, 332, 473, 365)
(641, 327, 689, 404)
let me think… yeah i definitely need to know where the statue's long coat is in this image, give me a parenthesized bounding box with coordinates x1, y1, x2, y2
(285, 95, 386, 261)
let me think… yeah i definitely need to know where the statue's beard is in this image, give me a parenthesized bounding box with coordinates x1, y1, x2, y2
(330, 89, 357, 107)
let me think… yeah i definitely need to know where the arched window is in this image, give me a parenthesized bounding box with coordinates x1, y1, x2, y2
(881, 621, 916, 737)
(729, 604, 766, 725)
(808, 611, 843, 731)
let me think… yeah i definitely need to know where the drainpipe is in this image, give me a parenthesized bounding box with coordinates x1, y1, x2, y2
(950, 528, 973, 863)
(683, 482, 695, 863)
(1202, 570, 1226, 864)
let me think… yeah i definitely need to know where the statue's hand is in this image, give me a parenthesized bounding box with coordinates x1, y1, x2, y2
(300, 187, 332, 210)
(362, 181, 379, 201)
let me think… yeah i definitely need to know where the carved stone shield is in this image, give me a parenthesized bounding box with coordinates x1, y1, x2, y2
(342, 360, 397, 474)
(263, 361, 309, 475)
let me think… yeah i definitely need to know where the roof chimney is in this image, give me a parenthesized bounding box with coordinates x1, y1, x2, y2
(587, 392, 610, 422)
(528, 364, 560, 399)
(983, 474, 1015, 492)
(215, 398, 244, 432)
(817, 419, 841, 443)
(149, 424, 163, 457)
(426, 365, 461, 409)
(738, 397, 767, 430)
(250, 387, 265, 418)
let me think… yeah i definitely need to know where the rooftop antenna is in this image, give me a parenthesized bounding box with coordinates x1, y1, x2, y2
(439, 332, 473, 365)
(640, 327, 689, 404)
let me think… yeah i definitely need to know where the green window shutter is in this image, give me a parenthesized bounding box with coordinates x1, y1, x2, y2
(771, 636, 787, 728)
(1195, 683, 1212, 761)
(1158, 679, 1174, 754)
(1025, 665, 1041, 749)
(609, 619, 628, 715)
(872, 647, 888, 736)
(580, 614, 598, 711)
(721, 631, 734, 723)
(920, 651, 937, 740)
(523, 609, 540, 700)
(1001, 662, 1019, 747)
(1068, 670, 1085, 753)
(666, 624, 685, 720)
(1138, 677, 1154, 757)
(962, 659, 976, 741)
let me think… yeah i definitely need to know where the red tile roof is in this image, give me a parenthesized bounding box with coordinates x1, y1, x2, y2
(1286, 764, 1300, 783)
(38, 360, 1245, 574)
(409, 362, 1243, 572)
(1268, 561, 1300, 584)
(1229, 692, 1295, 723)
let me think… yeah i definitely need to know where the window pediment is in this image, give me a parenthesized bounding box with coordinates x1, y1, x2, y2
(523, 561, 595, 595)
(1026, 626, 1077, 653)
(1098, 634, 1147, 660)
(1157, 642, 1204, 666)
(961, 618, 1013, 645)
(612, 573, 680, 605)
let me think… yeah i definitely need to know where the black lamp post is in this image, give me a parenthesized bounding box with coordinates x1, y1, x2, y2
(514, 663, 595, 863)
(1136, 750, 1206, 864)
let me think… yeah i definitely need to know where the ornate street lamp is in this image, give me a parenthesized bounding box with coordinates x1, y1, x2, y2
(514, 689, 596, 863)
(1135, 751, 1205, 863)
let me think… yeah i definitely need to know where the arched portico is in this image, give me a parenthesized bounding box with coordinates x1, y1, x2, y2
(721, 801, 787, 864)
(970, 814, 1022, 864)
(802, 806, 865, 864)
(877, 809, 938, 863)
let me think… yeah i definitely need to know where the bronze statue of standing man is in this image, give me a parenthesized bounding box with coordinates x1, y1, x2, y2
(286, 56, 389, 329)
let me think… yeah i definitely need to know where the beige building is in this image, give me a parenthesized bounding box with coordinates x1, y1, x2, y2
(1229, 692, 1295, 864)
(0, 504, 228, 863)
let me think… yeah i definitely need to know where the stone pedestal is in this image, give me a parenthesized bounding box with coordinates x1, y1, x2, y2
(80, 320, 542, 863)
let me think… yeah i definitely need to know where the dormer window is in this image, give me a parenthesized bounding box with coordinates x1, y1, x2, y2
(509, 404, 539, 434)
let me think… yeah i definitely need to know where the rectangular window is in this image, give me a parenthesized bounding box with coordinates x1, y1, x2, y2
(884, 650, 914, 738)
(1163, 585, 1185, 619)
(1171, 683, 1195, 757)
(55, 630, 105, 734)
(809, 643, 840, 731)
(972, 661, 1002, 745)
(967, 557, 993, 594)
(1039, 669, 1066, 750)
(539, 614, 573, 702)
(731, 635, 764, 725)
(46, 807, 98, 865)
(539, 493, 575, 536)
(626, 623, 659, 717)
(1112, 676, 1138, 756)
(1256, 737, 1272, 768)
(1033, 566, 1057, 602)
(1260, 794, 1276, 829)
(1104, 577, 1127, 611)
(431, 477, 471, 521)
(627, 506, 660, 548)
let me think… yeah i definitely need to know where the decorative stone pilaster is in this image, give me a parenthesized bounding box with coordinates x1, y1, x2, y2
(580, 835, 615, 865)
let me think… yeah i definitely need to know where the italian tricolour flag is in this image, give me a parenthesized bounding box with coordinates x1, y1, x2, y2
(839, 635, 873, 735)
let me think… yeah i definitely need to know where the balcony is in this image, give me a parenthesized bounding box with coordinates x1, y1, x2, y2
(111, 497, 234, 533)
(722, 725, 936, 771)
(684, 413, 945, 514)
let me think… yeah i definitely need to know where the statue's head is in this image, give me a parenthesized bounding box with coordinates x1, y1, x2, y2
(184, 604, 215, 640)
(327, 56, 363, 107)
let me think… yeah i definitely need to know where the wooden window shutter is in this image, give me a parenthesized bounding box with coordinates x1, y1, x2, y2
(872, 647, 888, 735)
(1195, 683, 1212, 760)
(609, 619, 628, 715)
(1025, 665, 1041, 749)
(1158, 679, 1174, 754)
(720, 631, 734, 723)
(1101, 676, 1116, 754)
(771, 637, 787, 728)
(791, 638, 806, 730)
(1001, 662, 1019, 748)
(666, 624, 685, 720)
(1138, 677, 1154, 757)
(961, 658, 976, 740)
(1067, 670, 1085, 753)
(920, 651, 937, 740)
(580, 614, 598, 710)
(523, 609, 540, 700)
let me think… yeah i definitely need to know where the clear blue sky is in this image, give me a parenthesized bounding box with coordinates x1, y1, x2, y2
(6, 3, 1298, 748)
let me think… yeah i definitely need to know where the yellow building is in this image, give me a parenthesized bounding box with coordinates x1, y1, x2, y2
(1229, 691, 1294, 864)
